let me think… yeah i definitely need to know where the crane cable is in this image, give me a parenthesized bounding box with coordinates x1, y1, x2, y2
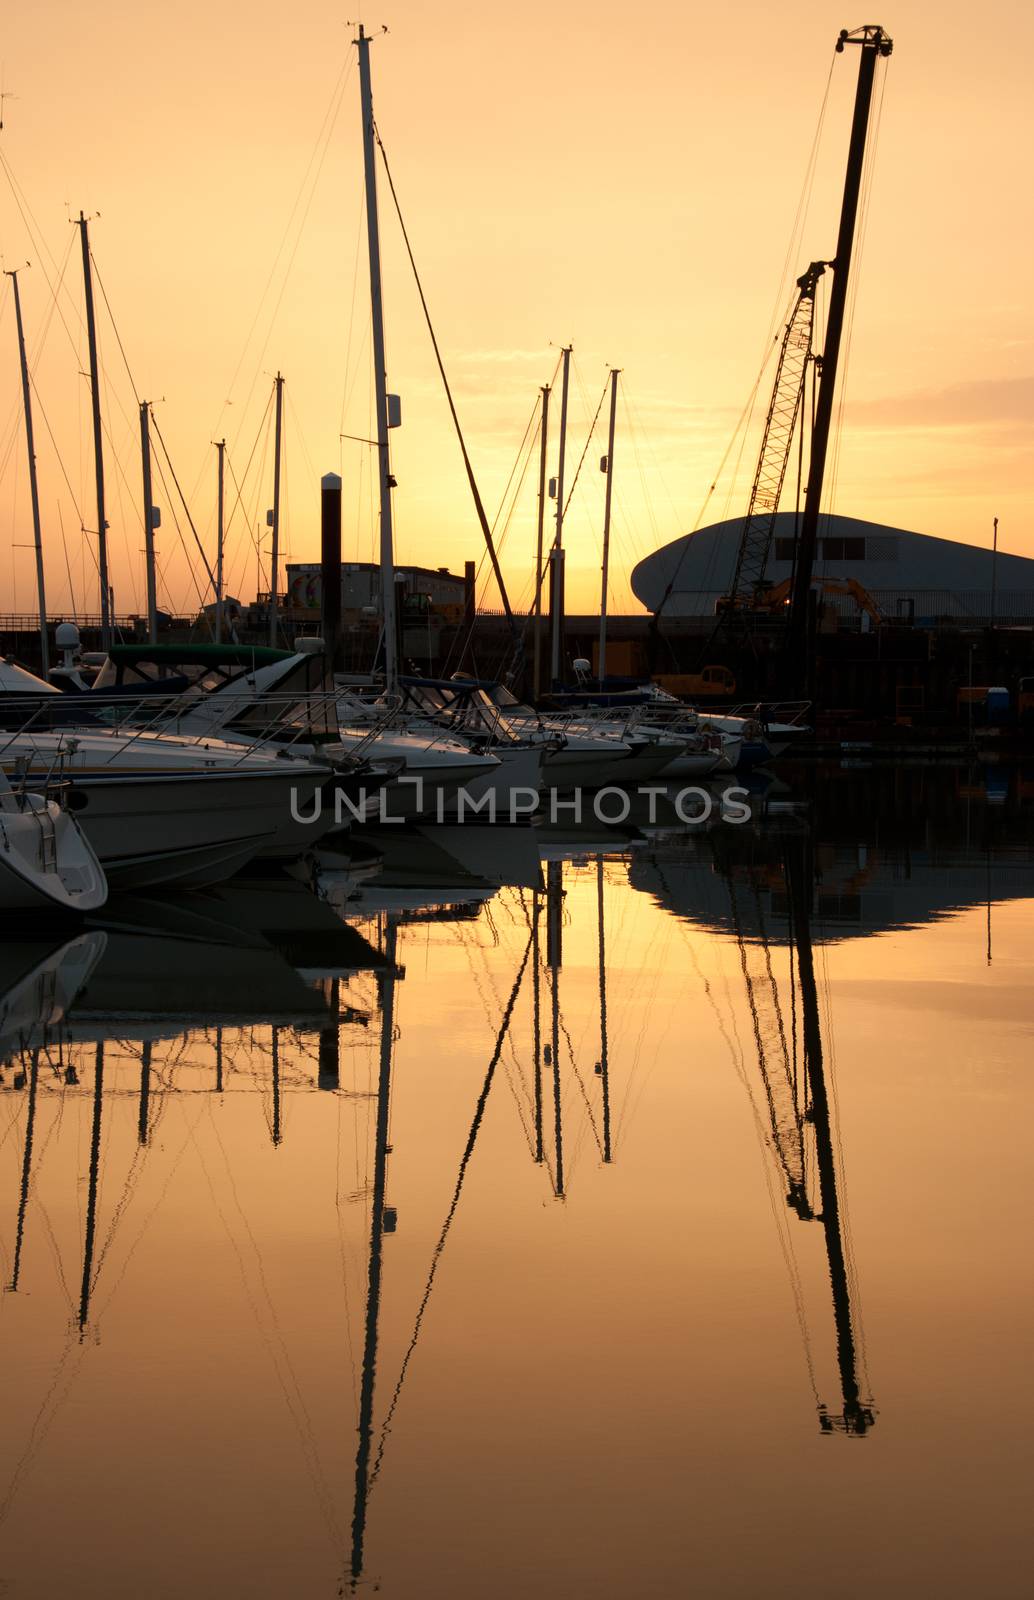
(652, 49, 837, 623)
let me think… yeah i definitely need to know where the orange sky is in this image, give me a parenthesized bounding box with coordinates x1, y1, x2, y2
(1, 0, 1031, 623)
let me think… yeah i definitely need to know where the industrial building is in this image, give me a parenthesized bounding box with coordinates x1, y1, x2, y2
(631, 513, 1034, 625)
(284, 560, 468, 622)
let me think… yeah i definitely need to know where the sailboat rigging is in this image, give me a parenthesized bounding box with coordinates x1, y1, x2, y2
(349, 915, 537, 1589)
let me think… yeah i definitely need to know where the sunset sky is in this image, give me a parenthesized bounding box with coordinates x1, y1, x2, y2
(1, 0, 1031, 624)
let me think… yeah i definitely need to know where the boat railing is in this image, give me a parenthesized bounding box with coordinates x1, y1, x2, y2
(726, 700, 813, 727)
(0, 688, 530, 768)
(335, 689, 531, 759)
(151, 689, 412, 767)
(0, 690, 395, 769)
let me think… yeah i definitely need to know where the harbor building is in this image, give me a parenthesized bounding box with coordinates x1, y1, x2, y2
(631, 513, 1034, 626)
(284, 560, 468, 623)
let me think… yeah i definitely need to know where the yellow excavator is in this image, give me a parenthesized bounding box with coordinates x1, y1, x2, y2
(724, 575, 883, 628)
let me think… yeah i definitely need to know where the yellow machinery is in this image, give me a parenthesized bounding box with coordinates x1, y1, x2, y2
(737, 575, 883, 628)
(652, 665, 737, 699)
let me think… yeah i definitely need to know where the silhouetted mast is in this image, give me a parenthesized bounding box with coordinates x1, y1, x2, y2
(349, 918, 398, 1587)
(319, 978, 341, 1090)
(598, 368, 620, 683)
(356, 24, 399, 695)
(214, 439, 226, 643)
(139, 401, 159, 643)
(77, 213, 112, 649)
(595, 859, 613, 1163)
(532, 886, 544, 1164)
(268, 373, 284, 647)
(549, 346, 572, 688)
(78, 1042, 104, 1336)
(787, 26, 893, 682)
(546, 859, 565, 1196)
(5, 269, 49, 674)
(9, 1050, 39, 1291)
(137, 1039, 152, 1146)
(533, 385, 551, 701)
(271, 1024, 282, 1146)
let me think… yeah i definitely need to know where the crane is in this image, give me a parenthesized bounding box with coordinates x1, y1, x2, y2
(726, 874, 813, 1220)
(724, 843, 876, 1436)
(721, 262, 825, 612)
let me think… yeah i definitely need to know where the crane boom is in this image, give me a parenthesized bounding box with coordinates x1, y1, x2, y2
(727, 877, 812, 1218)
(725, 262, 825, 607)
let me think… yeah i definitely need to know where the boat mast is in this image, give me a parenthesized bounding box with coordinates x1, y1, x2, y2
(356, 25, 399, 695)
(549, 345, 572, 688)
(786, 25, 892, 683)
(9, 1049, 40, 1291)
(139, 401, 158, 643)
(598, 367, 620, 683)
(596, 857, 612, 1164)
(350, 916, 398, 1587)
(319, 978, 341, 1089)
(137, 1040, 152, 1146)
(5, 269, 49, 674)
(215, 439, 226, 643)
(532, 885, 544, 1163)
(532, 385, 551, 701)
(269, 372, 284, 647)
(78, 213, 112, 650)
(271, 1025, 282, 1146)
(78, 1041, 104, 1337)
(546, 858, 565, 1197)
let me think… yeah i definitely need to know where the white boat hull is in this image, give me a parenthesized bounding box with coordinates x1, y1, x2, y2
(0, 794, 108, 912)
(654, 750, 723, 779)
(7, 767, 327, 892)
(441, 744, 543, 820)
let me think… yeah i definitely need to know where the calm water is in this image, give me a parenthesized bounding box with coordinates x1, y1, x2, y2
(1, 766, 1031, 1598)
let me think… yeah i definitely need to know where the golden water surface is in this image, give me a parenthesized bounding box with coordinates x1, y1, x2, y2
(0, 768, 1030, 1598)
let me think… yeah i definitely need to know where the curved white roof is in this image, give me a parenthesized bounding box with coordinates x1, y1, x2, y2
(632, 513, 1034, 617)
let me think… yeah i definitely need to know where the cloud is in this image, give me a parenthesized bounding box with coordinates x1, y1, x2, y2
(452, 348, 559, 368)
(846, 375, 1034, 429)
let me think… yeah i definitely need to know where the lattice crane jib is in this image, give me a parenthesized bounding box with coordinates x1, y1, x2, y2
(727, 262, 826, 606)
(727, 879, 813, 1217)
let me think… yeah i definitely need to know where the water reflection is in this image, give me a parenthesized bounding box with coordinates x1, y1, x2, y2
(0, 769, 1030, 1597)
